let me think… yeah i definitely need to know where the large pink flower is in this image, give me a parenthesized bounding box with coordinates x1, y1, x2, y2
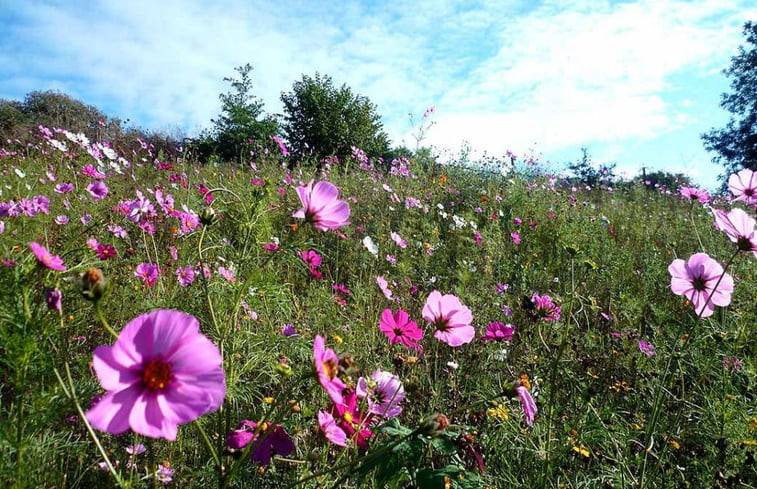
(668, 253, 734, 318)
(29, 241, 66, 271)
(85, 309, 226, 440)
(728, 168, 757, 205)
(293, 180, 350, 231)
(313, 335, 346, 404)
(379, 308, 423, 352)
(713, 208, 757, 257)
(422, 291, 474, 347)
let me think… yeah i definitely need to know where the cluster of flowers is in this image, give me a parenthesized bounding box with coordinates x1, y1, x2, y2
(669, 168, 757, 317)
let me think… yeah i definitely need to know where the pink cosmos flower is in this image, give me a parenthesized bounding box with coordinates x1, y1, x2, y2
(318, 411, 347, 447)
(95, 244, 117, 260)
(481, 322, 515, 342)
(638, 340, 655, 357)
(379, 308, 423, 352)
(668, 252, 734, 318)
(511, 232, 521, 244)
(293, 181, 350, 231)
(376, 275, 395, 300)
(85, 310, 226, 440)
(728, 168, 757, 205)
(176, 265, 195, 287)
(356, 370, 404, 419)
(422, 291, 475, 347)
(515, 385, 537, 425)
(300, 249, 322, 268)
(531, 293, 561, 322)
(390, 231, 407, 248)
(135, 262, 159, 287)
(55, 182, 74, 194)
(329, 391, 373, 448)
(218, 266, 237, 283)
(29, 241, 66, 271)
(313, 335, 346, 404)
(713, 208, 757, 257)
(86, 181, 109, 201)
(680, 186, 710, 204)
(225, 420, 295, 465)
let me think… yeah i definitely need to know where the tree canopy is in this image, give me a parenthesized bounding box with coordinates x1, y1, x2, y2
(280, 73, 389, 162)
(702, 21, 757, 179)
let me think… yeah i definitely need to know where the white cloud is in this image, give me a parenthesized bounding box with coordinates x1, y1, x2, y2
(1, 0, 754, 189)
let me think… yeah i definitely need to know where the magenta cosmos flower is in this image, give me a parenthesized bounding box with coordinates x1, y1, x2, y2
(29, 241, 66, 271)
(86, 180, 109, 201)
(422, 291, 475, 347)
(515, 386, 537, 426)
(313, 334, 346, 404)
(85, 309, 226, 440)
(481, 322, 515, 342)
(357, 369, 404, 419)
(293, 180, 350, 231)
(713, 208, 757, 257)
(225, 420, 295, 465)
(668, 253, 734, 318)
(679, 186, 710, 204)
(379, 308, 423, 352)
(728, 168, 757, 205)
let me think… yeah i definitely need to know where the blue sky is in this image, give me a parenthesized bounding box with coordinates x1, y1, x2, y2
(1, 0, 755, 189)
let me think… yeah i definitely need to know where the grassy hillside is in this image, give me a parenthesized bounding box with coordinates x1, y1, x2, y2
(0, 128, 755, 488)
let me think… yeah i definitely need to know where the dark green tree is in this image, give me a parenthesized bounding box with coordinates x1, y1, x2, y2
(702, 21, 757, 178)
(280, 73, 389, 162)
(568, 147, 616, 186)
(209, 63, 279, 162)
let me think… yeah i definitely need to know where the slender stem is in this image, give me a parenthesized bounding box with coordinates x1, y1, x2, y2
(194, 419, 222, 469)
(54, 364, 126, 488)
(96, 301, 119, 339)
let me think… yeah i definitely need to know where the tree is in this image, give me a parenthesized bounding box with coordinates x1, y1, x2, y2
(280, 73, 389, 162)
(702, 21, 757, 179)
(209, 63, 279, 162)
(567, 147, 616, 186)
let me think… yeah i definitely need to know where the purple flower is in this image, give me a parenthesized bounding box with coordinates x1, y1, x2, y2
(680, 186, 710, 204)
(135, 262, 159, 287)
(713, 208, 757, 257)
(728, 168, 757, 205)
(55, 215, 69, 225)
(54, 182, 74, 194)
(638, 340, 655, 357)
(86, 181, 109, 201)
(45, 287, 62, 314)
(669, 253, 734, 318)
(29, 241, 66, 271)
(422, 291, 474, 347)
(356, 369, 404, 419)
(531, 293, 561, 322)
(511, 232, 521, 244)
(85, 310, 226, 440)
(175, 265, 195, 287)
(226, 420, 295, 465)
(281, 324, 298, 337)
(515, 385, 537, 425)
(481, 322, 515, 342)
(293, 181, 350, 231)
(156, 463, 174, 484)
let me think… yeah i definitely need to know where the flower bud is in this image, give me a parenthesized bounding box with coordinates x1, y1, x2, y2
(81, 267, 106, 301)
(421, 413, 450, 436)
(199, 207, 217, 227)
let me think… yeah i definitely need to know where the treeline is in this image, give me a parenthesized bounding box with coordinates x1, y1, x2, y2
(0, 64, 404, 167)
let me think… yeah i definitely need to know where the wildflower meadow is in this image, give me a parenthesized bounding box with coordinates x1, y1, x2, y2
(1, 125, 756, 488)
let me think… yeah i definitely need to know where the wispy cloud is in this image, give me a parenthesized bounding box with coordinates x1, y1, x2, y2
(0, 0, 754, 187)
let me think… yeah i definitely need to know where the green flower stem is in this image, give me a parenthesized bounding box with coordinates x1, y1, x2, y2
(95, 301, 119, 339)
(54, 364, 127, 488)
(194, 418, 222, 471)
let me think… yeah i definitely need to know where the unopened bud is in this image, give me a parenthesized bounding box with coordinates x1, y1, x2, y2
(199, 207, 217, 226)
(81, 268, 106, 301)
(421, 413, 450, 436)
(274, 361, 293, 377)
